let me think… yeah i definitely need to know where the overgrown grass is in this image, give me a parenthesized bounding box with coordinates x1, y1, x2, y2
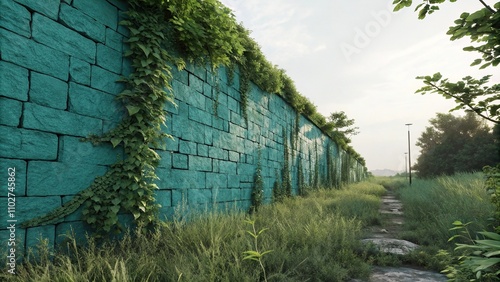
(2, 182, 386, 282)
(371, 176, 407, 191)
(398, 173, 495, 250)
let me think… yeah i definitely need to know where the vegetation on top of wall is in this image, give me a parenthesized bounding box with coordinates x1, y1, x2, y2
(164, 0, 365, 165)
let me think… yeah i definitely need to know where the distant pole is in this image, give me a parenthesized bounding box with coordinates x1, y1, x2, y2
(405, 124, 412, 185)
(404, 152, 408, 181)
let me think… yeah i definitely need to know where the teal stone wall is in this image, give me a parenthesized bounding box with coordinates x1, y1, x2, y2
(0, 0, 366, 257)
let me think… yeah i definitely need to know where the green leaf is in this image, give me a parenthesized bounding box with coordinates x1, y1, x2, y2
(126, 105, 141, 116)
(466, 10, 486, 22)
(478, 231, 500, 241)
(111, 138, 122, 148)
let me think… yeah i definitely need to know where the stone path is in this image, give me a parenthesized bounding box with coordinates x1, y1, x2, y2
(356, 191, 448, 282)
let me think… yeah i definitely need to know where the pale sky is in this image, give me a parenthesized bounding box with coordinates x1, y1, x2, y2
(219, 0, 499, 172)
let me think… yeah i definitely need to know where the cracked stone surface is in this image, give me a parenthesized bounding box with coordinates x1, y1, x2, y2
(369, 267, 447, 282)
(361, 238, 419, 255)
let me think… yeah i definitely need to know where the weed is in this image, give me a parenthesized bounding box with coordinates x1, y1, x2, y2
(242, 219, 273, 282)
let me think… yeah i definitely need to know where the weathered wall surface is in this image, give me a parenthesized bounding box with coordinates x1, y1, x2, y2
(0, 0, 366, 255)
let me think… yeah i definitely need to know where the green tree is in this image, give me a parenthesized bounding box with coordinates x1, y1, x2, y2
(393, 0, 500, 124)
(326, 111, 359, 143)
(414, 112, 499, 178)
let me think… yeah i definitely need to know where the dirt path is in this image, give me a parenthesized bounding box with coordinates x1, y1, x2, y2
(354, 190, 448, 282)
(367, 192, 404, 239)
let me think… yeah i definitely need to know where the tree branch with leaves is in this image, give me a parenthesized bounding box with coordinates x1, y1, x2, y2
(393, 0, 500, 123)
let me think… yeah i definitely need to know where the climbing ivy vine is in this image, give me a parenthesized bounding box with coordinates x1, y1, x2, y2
(250, 148, 264, 213)
(22, 1, 178, 234)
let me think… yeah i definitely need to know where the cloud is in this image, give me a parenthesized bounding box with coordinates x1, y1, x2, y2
(220, 0, 326, 63)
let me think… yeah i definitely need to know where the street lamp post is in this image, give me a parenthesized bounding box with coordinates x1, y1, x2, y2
(404, 152, 408, 181)
(405, 124, 412, 185)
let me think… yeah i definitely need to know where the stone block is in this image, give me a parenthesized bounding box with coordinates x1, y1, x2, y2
(59, 136, 123, 165)
(96, 44, 122, 74)
(105, 28, 123, 52)
(91, 66, 124, 95)
(228, 87, 241, 101)
(188, 73, 204, 94)
(156, 150, 172, 168)
(171, 79, 192, 103)
(229, 123, 246, 138)
(172, 153, 188, 170)
(197, 144, 208, 157)
(0, 0, 30, 37)
(69, 82, 123, 121)
(30, 72, 68, 110)
(189, 155, 212, 172)
(55, 221, 93, 246)
(212, 188, 233, 202)
(240, 188, 252, 200)
(230, 111, 246, 128)
(27, 161, 107, 196)
(218, 160, 237, 174)
(73, 0, 118, 29)
(14, 0, 59, 20)
(204, 126, 214, 146)
(181, 122, 207, 144)
(213, 131, 234, 151)
(212, 159, 220, 173)
(171, 189, 187, 206)
(69, 57, 91, 86)
(203, 82, 213, 99)
(0, 196, 61, 224)
(227, 96, 239, 113)
(227, 174, 240, 188)
(0, 126, 58, 160)
(117, 11, 129, 37)
(62, 195, 84, 222)
(32, 13, 96, 64)
(107, 0, 128, 12)
(23, 103, 103, 137)
(173, 68, 189, 85)
(26, 225, 56, 255)
(237, 163, 255, 176)
(209, 147, 228, 160)
(122, 57, 133, 77)
(59, 4, 106, 43)
(165, 137, 178, 152)
(179, 140, 196, 155)
(156, 168, 206, 189)
(206, 173, 227, 189)
(0, 158, 27, 196)
(216, 103, 230, 120)
(0, 97, 22, 126)
(212, 117, 224, 131)
(155, 190, 172, 210)
(0, 29, 69, 80)
(0, 61, 28, 101)
(188, 106, 212, 126)
(228, 151, 239, 162)
(188, 189, 212, 205)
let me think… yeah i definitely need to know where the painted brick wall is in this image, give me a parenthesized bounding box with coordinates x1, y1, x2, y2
(0, 0, 366, 257)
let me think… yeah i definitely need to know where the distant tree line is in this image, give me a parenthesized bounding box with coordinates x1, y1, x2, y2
(414, 112, 499, 178)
